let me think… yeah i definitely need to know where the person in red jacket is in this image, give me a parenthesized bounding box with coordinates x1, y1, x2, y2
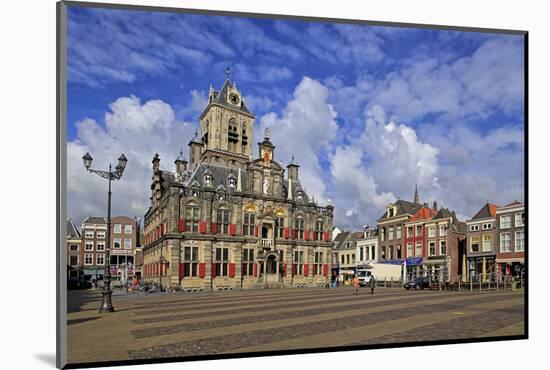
(352, 275, 359, 295)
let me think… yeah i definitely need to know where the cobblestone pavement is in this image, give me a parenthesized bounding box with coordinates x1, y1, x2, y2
(66, 287, 525, 365)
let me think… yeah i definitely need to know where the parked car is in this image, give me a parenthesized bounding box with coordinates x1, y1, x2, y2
(404, 276, 430, 290)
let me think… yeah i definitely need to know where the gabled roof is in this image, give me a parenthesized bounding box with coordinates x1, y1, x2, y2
(378, 199, 423, 221)
(433, 208, 455, 220)
(202, 79, 253, 117)
(333, 231, 350, 249)
(433, 207, 466, 234)
(505, 200, 522, 207)
(66, 219, 81, 238)
(82, 216, 106, 225)
(408, 207, 436, 222)
(471, 203, 498, 221)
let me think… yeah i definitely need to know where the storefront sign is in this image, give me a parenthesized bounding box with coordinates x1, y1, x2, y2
(382, 259, 404, 265)
(111, 249, 134, 255)
(405, 257, 423, 266)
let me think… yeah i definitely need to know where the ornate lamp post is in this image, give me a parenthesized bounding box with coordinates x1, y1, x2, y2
(82, 152, 128, 313)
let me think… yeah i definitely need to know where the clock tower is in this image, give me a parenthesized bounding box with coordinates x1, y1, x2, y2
(197, 66, 255, 167)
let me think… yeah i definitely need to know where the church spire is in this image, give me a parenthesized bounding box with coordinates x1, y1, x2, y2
(414, 183, 419, 204)
(225, 65, 231, 80)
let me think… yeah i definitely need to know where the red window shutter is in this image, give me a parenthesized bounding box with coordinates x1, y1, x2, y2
(324, 231, 329, 242)
(198, 262, 205, 278)
(179, 263, 184, 279)
(199, 222, 206, 234)
(242, 224, 245, 236)
(254, 225, 259, 237)
(229, 224, 236, 236)
(228, 263, 235, 277)
(178, 219, 185, 233)
(292, 264, 297, 275)
(284, 228, 290, 239)
(323, 264, 329, 276)
(291, 229, 296, 240)
(211, 263, 217, 278)
(211, 223, 217, 235)
(304, 264, 309, 277)
(304, 230, 309, 241)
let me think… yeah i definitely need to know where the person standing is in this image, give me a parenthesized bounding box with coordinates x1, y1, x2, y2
(369, 274, 376, 294)
(331, 271, 337, 288)
(352, 274, 359, 295)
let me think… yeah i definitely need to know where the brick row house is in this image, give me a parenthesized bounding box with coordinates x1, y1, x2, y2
(66, 219, 82, 279)
(423, 208, 467, 282)
(142, 74, 333, 291)
(109, 216, 140, 284)
(496, 201, 525, 278)
(80, 216, 107, 280)
(376, 187, 467, 283)
(403, 204, 436, 280)
(466, 203, 498, 282)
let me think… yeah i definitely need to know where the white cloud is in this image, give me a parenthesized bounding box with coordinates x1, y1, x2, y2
(257, 77, 339, 203)
(329, 105, 439, 228)
(67, 96, 196, 224)
(325, 37, 524, 126)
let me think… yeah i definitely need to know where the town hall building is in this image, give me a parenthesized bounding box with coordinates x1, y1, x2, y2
(141, 70, 334, 291)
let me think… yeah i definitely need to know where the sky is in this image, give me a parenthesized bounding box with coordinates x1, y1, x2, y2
(66, 5, 525, 231)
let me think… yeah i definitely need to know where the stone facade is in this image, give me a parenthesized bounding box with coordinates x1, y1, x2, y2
(142, 75, 334, 291)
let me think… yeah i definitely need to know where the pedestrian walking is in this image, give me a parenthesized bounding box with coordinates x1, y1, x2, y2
(331, 272, 337, 288)
(369, 274, 376, 294)
(352, 274, 359, 295)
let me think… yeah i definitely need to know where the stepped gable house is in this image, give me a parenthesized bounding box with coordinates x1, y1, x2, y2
(142, 71, 334, 291)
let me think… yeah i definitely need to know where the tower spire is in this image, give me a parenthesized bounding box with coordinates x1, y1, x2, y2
(414, 183, 419, 204)
(225, 65, 231, 80)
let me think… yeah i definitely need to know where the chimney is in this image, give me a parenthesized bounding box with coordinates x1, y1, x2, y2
(433, 200, 438, 211)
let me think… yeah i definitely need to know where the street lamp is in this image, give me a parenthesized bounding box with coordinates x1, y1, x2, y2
(82, 152, 128, 313)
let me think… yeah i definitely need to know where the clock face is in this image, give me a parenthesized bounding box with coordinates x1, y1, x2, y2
(228, 92, 240, 105)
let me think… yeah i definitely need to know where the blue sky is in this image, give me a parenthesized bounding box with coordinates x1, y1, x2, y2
(66, 5, 525, 230)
